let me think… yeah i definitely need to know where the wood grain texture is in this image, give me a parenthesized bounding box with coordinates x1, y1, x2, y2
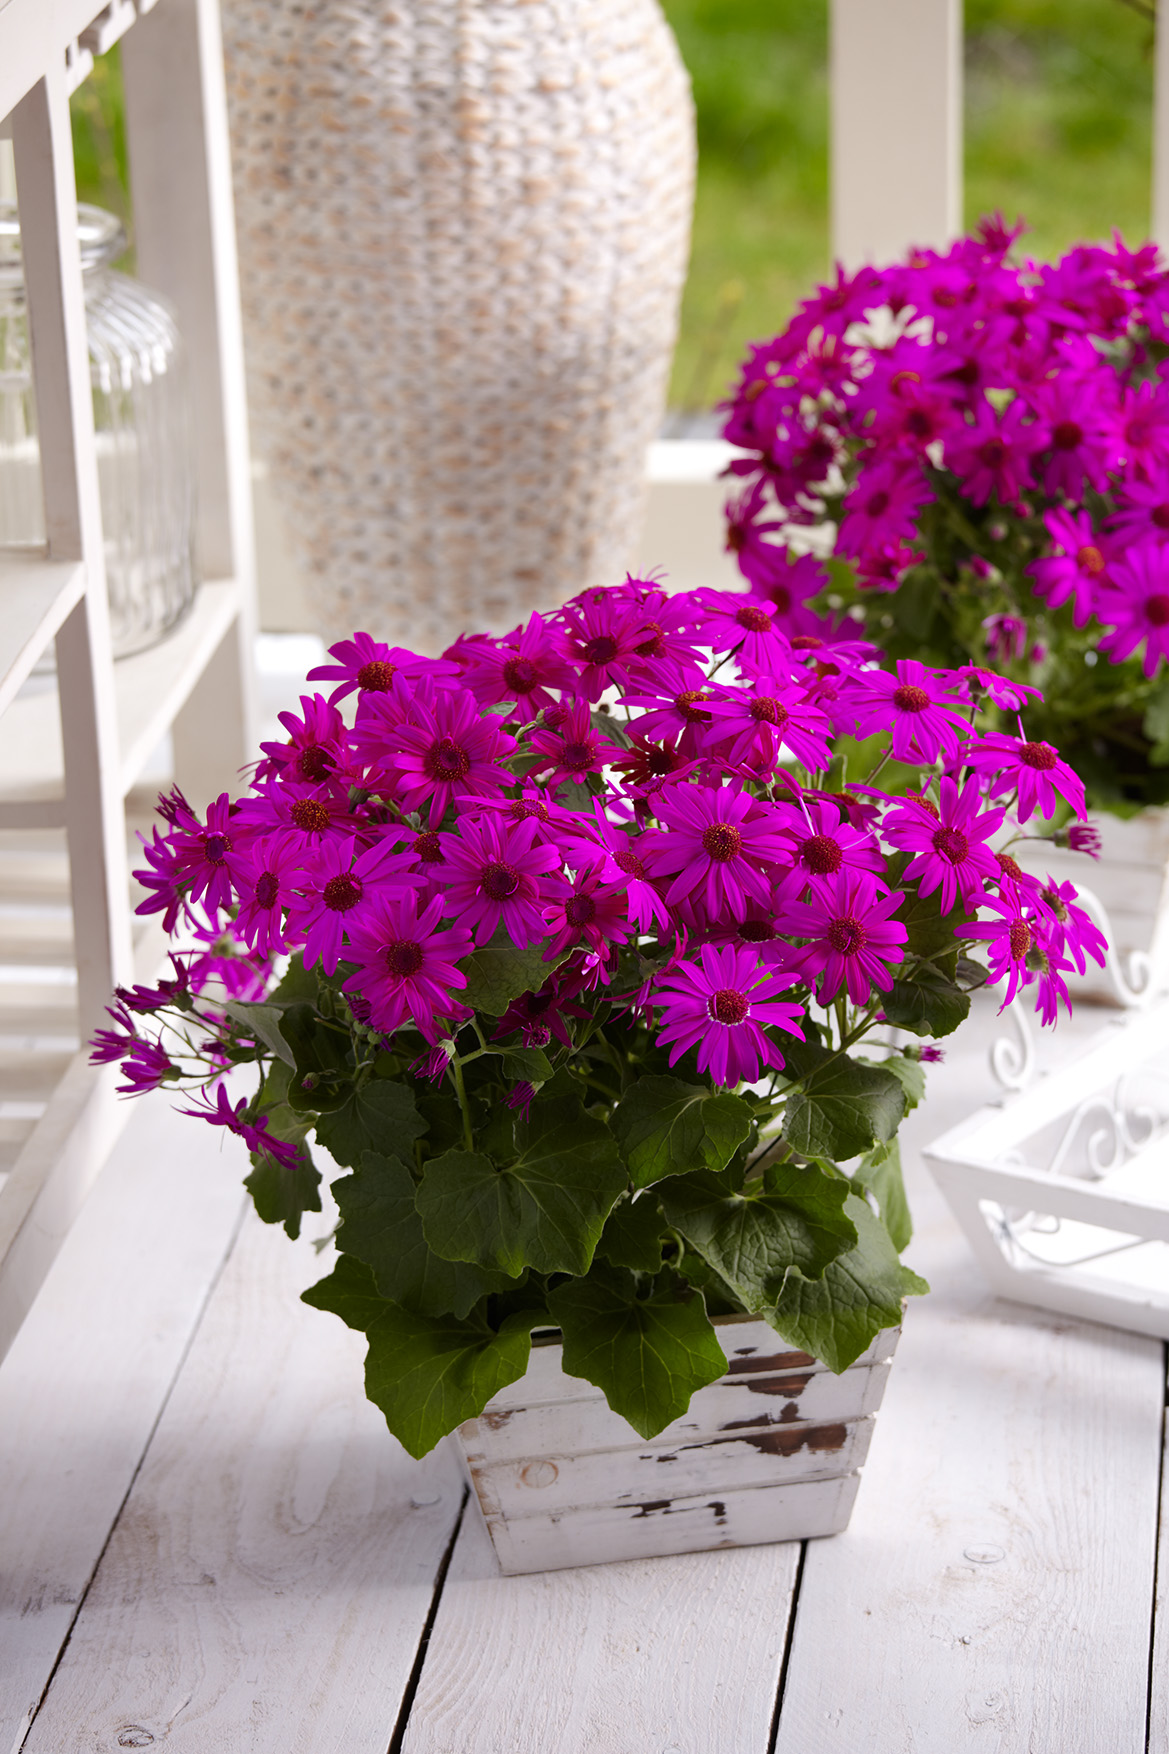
(773, 1034, 1166, 1754)
(400, 1504, 799, 1753)
(1144, 1352, 1169, 1752)
(0, 1092, 246, 1753)
(20, 1210, 464, 1754)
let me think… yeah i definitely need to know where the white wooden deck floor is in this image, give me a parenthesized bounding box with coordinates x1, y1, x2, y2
(1, 992, 1164, 1754)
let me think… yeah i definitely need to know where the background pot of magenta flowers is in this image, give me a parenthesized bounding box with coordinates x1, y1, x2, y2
(91, 578, 1099, 1567)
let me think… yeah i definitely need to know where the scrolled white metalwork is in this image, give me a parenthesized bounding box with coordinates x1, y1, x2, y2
(989, 996, 1036, 1092)
(1068, 882, 1155, 1009)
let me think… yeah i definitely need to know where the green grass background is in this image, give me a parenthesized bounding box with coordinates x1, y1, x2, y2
(71, 2, 1159, 411)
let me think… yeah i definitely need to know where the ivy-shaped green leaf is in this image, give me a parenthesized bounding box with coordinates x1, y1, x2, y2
(279, 1003, 354, 1112)
(894, 889, 969, 961)
(302, 1253, 389, 1332)
(851, 1138, 913, 1254)
(416, 1096, 626, 1277)
(315, 1079, 428, 1169)
(547, 1264, 727, 1440)
(244, 1141, 322, 1240)
(364, 1303, 539, 1458)
(882, 964, 970, 1039)
(781, 1046, 905, 1162)
(768, 1194, 928, 1372)
(596, 1192, 668, 1273)
(224, 1000, 295, 1065)
(459, 941, 568, 1016)
(611, 1076, 754, 1189)
(881, 1055, 926, 1112)
(660, 1164, 857, 1310)
(333, 1151, 518, 1317)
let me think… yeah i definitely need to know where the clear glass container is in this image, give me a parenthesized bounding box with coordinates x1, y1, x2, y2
(0, 201, 198, 658)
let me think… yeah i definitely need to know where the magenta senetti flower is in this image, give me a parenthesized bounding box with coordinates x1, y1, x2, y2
(344, 892, 473, 1040)
(439, 815, 561, 947)
(784, 874, 908, 1005)
(655, 944, 804, 1086)
(966, 731, 1086, 822)
(642, 783, 791, 916)
(884, 777, 1004, 913)
(851, 660, 970, 764)
(1097, 541, 1169, 676)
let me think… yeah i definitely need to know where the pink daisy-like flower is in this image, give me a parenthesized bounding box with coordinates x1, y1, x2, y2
(1028, 508, 1110, 627)
(1096, 540, 1169, 678)
(307, 631, 454, 707)
(233, 778, 354, 847)
(653, 943, 805, 1087)
(179, 1084, 302, 1169)
(961, 888, 1038, 1011)
(883, 776, 1004, 913)
(493, 973, 591, 1052)
(783, 873, 908, 1007)
(1108, 476, 1169, 545)
(343, 891, 474, 1041)
(616, 687, 716, 760)
(559, 589, 657, 700)
(257, 694, 350, 790)
(1035, 877, 1108, 977)
(381, 678, 516, 824)
(617, 584, 709, 687)
(640, 783, 792, 918)
(848, 659, 971, 764)
(456, 611, 578, 718)
(966, 731, 1086, 822)
(566, 801, 671, 932)
(1028, 371, 1122, 499)
(1118, 378, 1169, 480)
(229, 831, 300, 959)
(134, 790, 238, 928)
(954, 665, 1043, 715)
(543, 863, 631, 970)
(773, 797, 886, 899)
(943, 397, 1042, 506)
(438, 814, 563, 947)
(690, 589, 796, 678)
(528, 698, 622, 789)
(700, 675, 833, 771)
(836, 460, 934, 561)
(287, 837, 425, 976)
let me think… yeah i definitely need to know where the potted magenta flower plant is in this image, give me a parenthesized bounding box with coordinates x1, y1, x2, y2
(720, 217, 1169, 816)
(93, 579, 1101, 1570)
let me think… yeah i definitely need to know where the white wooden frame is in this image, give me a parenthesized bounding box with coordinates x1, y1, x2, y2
(925, 1002, 1169, 1337)
(0, 0, 256, 1360)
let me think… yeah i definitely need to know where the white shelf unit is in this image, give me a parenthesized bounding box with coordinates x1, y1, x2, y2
(0, 0, 256, 1358)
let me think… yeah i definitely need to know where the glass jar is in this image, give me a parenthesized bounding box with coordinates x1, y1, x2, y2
(0, 201, 197, 658)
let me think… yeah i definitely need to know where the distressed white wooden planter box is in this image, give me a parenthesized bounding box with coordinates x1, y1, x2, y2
(926, 1001, 1169, 1338)
(455, 1317, 899, 1575)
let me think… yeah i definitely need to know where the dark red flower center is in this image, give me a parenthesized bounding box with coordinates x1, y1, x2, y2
(892, 683, 931, 713)
(826, 915, 868, 955)
(383, 939, 424, 977)
(502, 656, 540, 694)
(676, 690, 711, 722)
(615, 848, 648, 879)
(710, 987, 749, 1025)
(415, 831, 444, 862)
(1076, 544, 1106, 577)
(566, 894, 597, 927)
(296, 744, 333, 782)
(1153, 504, 1169, 530)
(1020, 741, 1058, 770)
(800, 833, 843, 874)
(701, 823, 744, 862)
(770, 585, 792, 613)
(582, 634, 619, 665)
(1052, 420, 1084, 451)
(739, 919, 778, 942)
(750, 696, 789, 727)
(290, 798, 330, 833)
(204, 832, 231, 864)
(1008, 919, 1031, 960)
(1041, 886, 1069, 921)
(635, 622, 666, 658)
(560, 740, 595, 772)
(1147, 594, 1169, 627)
(357, 659, 396, 691)
(997, 852, 1024, 879)
(904, 407, 934, 438)
(736, 604, 772, 633)
(323, 872, 363, 911)
(865, 489, 891, 519)
(425, 736, 471, 782)
(977, 437, 1007, 467)
(791, 635, 823, 651)
(481, 860, 521, 900)
(254, 870, 280, 908)
(933, 826, 969, 864)
(511, 799, 550, 821)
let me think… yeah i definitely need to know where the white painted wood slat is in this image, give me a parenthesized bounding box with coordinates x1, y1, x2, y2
(0, 554, 85, 715)
(0, 1092, 247, 1753)
(18, 1205, 465, 1754)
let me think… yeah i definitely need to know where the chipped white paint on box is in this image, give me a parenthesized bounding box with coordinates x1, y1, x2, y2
(456, 1320, 899, 1576)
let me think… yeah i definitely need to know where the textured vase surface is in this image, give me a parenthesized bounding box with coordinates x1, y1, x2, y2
(222, 0, 695, 650)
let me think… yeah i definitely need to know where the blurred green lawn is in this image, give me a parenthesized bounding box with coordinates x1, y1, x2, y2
(663, 0, 1156, 410)
(72, 3, 1158, 412)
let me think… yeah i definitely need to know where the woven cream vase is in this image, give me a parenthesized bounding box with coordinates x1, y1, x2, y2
(222, 0, 695, 650)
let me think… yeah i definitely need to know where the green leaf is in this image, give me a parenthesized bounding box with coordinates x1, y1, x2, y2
(597, 1192, 667, 1273)
(459, 941, 567, 1016)
(769, 1194, 928, 1372)
(334, 1152, 517, 1317)
(1144, 675, 1169, 765)
(244, 1142, 322, 1239)
(610, 1076, 754, 1190)
(782, 1046, 906, 1162)
(547, 1264, 727, 1440)
(882, 964, 970, 1039)
(302, 1253, 389, 1332)
(268, 951, 320, 1007)
(881, 1055, 926, 1112)
(956, 956, 989, 993)
(498, 1046, 554, 1085)
(416, 1096, 626, 1276)
(660, 1164, 857, 1309)
(364, 1303, 538, 1458)
(224, 1000, 295, 1065)
(851, 1139, 913, 1254)
(315, 1079, 428, 1169)
(279, 1003, 353, 1111)
(895, 890, 969, 961)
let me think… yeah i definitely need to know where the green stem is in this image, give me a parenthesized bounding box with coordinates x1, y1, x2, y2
(450, 1054, 474, 1152)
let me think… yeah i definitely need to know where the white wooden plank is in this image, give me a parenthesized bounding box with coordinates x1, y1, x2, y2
(401, 1505, 799, 1752)
(21, 1210, 465, 1754)
(0, 1092, 247, 1753)
(830, 0, 963, 268)
(772, 1037, 1165, 1754)
(0, 553, 84, 713)
(1145, 1354, 1169, 1750)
